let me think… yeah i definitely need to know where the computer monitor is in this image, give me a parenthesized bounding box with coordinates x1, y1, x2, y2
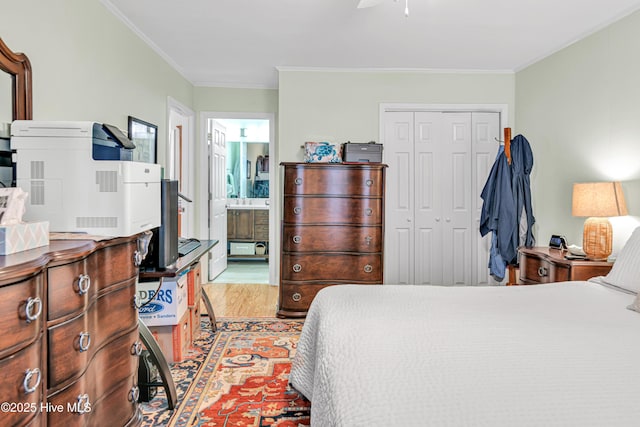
(142, 179, 178, 269)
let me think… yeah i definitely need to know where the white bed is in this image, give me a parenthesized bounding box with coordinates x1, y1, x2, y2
(290, 229, 640, 426)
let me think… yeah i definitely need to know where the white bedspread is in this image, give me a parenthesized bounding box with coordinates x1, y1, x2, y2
(289, 282, 640, 426)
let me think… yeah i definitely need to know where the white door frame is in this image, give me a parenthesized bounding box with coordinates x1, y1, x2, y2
(167, 96, 196, 237)
(380, 103, 509, 285)
(199, 111, 276, 285)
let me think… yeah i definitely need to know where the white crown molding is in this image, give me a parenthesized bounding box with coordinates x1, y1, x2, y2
(276, 66, 515, 75)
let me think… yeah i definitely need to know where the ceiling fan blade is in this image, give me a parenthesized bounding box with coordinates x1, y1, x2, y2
(357, 0, 384, 9)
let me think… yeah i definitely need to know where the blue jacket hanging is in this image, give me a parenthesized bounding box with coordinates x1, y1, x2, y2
(479, 134, 535, 281)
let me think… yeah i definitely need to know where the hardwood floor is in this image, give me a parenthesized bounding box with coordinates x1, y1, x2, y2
(203, 283, 279, 317)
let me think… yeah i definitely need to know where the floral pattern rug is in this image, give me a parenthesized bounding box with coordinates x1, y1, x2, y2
(140, 317, 310, 427)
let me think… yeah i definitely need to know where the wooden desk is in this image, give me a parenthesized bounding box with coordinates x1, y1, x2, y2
(137, 239, 218, 410)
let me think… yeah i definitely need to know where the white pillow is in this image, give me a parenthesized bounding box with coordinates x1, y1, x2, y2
(603, 227, 640, 294)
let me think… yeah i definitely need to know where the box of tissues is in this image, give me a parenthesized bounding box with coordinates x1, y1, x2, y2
(0, 220, 50, 255)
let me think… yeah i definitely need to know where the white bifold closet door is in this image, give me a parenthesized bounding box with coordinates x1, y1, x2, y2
(384, 111, 500, 286)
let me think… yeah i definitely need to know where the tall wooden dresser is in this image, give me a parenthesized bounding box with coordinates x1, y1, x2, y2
(0, 236, 142, 426)
(278, 162, 387, 318)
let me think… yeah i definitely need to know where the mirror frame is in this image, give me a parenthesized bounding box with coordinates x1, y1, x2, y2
(0, 38, 32, 120)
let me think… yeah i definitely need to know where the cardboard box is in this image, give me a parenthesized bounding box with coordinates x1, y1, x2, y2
(148, 310, 191, 363)
(0, 221, 49, 255)
(187, 262, 202, 307)
(230, 242, 255, 255)
(137, 273, 188, 326)
(190, 303, 201, 340)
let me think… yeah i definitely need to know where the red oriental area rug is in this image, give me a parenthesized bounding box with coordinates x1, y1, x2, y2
(141, 318, 310, 427)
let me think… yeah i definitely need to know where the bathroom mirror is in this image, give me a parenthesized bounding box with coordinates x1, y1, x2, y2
(221, 119, 270, 200)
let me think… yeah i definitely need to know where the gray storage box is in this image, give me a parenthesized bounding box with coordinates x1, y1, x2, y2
(342, 142, 383, 163)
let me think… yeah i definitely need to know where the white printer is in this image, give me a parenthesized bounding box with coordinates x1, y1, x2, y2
(11, 120, 161, 237)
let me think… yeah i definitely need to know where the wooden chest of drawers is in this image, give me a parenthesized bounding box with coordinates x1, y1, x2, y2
(278, 162, 386, 317)
(0, 236, 143, 426)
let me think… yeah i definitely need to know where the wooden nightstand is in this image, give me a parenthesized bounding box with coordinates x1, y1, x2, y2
(516, 247, 614, 285)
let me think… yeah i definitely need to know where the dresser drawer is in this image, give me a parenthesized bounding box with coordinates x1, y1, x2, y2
(283, 196, 382, 225)
(47, 328, 140, 425)
(279, 283, 332, 314)
(519, 253, 569, 284)
(0, 274, 44, 359)
(48, 241, 137, 321)
(0, 336, 43, 427)
(281, 253, 382, 282)
(282, 224, 382, 253)
(254, 224, 269, 240)
(47, 279, 138, 388)
(284, 165, 384, 196)
(48, 257, 95, 321)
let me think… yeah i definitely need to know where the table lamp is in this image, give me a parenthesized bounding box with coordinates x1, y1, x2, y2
(572, 182, 627, 260)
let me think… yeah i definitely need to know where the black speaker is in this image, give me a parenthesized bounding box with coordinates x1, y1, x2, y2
(143, 179, 179, 269)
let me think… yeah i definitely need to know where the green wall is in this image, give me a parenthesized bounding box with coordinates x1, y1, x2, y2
(1, 0, 193, 161)
(516, 9, 640, 253)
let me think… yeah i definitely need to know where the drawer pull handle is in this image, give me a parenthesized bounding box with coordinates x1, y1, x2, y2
(292, 292, 302, 302)
(365, 208, 373, 216)
(292, 235, 302, 244)
(77, 274, 91, 295)
(293, 207, 302, 215)
(75, 393, 91, 414)
(22, 368, 41, 394)
(78, 332, 91, 352)
(537, 267, 548, 277)
(129, 386, 140, 403)
(293, 264, 302, 273)
(365, 236, 372, 246)
(131, 340, 143, 356)
(133, 250, 144, 267)
(25, 297, 42, 323)
(366, 179, 373, 187)
(364, 264, 373, 273)
(294, 177, 303, 185)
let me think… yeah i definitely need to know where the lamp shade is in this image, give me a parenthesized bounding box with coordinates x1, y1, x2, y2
(572, 182, 628, 217)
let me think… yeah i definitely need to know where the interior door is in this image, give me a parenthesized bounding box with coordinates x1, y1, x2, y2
(208, 119, 227, 280)
(440, 112, 473, 285)
(472, 112, 501, 285)
(383, 111, 415, 284)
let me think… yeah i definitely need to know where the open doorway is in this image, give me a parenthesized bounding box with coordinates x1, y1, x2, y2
(200, 112, 275, 285)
